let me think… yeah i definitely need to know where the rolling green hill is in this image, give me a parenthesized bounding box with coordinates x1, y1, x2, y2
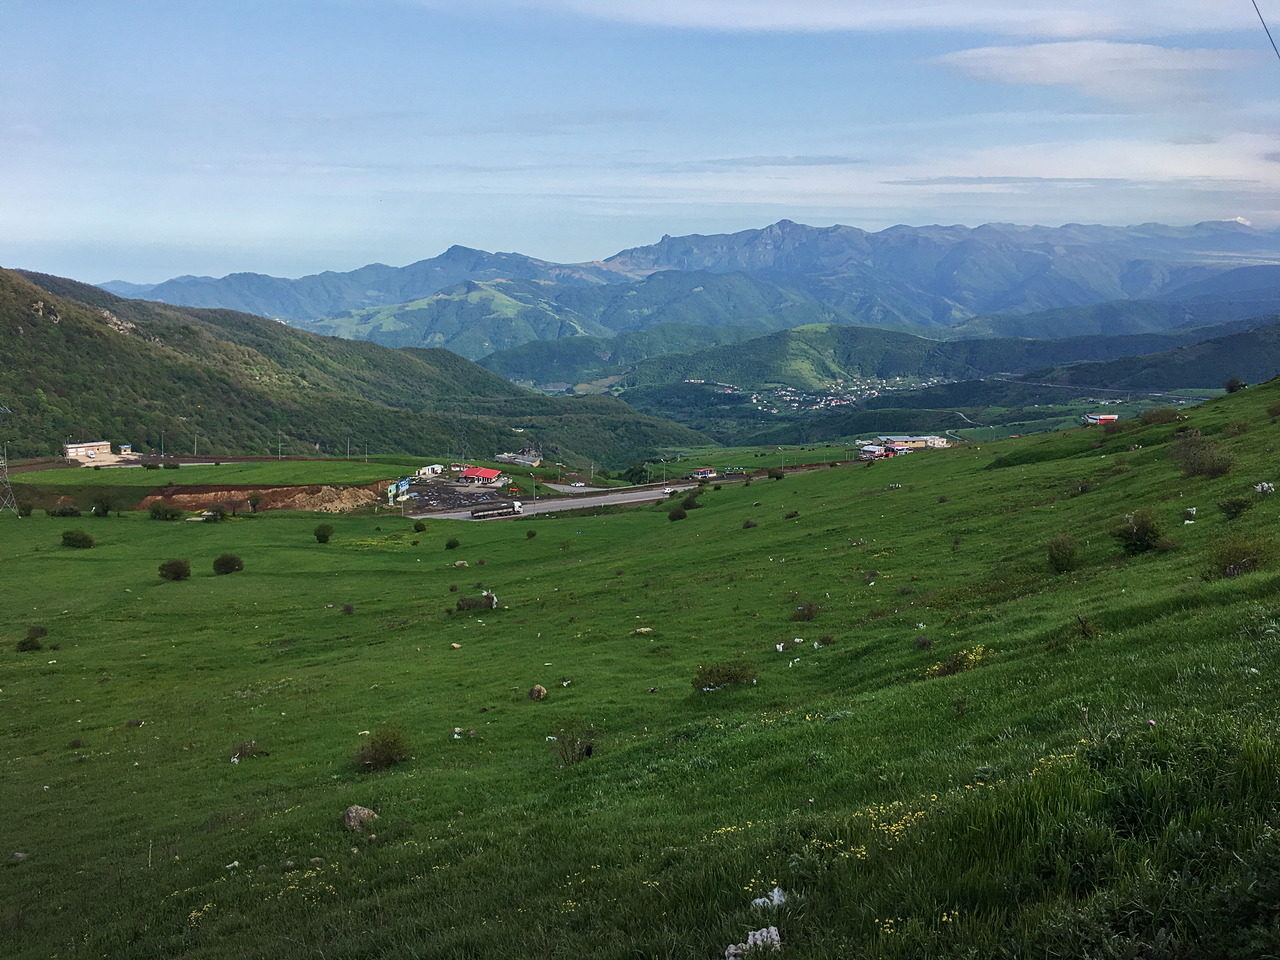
(617, 322, 1269, 393)
(1030, 319, 1280, 389)
(308, 271, 838, 359)
(1, 269, 705, 466)
(6, 381, 1280, 958)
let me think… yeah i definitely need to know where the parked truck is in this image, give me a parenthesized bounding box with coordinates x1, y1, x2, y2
(470, 500, 523, 520)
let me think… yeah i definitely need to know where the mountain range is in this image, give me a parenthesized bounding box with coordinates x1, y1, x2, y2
(100, 221, 1280, 359)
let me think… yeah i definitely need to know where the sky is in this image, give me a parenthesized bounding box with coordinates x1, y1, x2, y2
(2, 0, 1279, 282)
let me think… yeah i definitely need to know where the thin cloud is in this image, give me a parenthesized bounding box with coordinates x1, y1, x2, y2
(439, 1, 1248, 38)
(884, 176, 1131, 186)
(934, 41, 1246, 105)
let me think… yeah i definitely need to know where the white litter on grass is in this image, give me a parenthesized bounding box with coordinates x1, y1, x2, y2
(225, 860, 240, 869)
(724, 926, 782, 958)
(788, 658, 800, 668)
(751, 887, 788, 909)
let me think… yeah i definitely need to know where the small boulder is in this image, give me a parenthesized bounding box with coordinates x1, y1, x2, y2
(341, 805, 379, 832)
(528, 684, 548, 702)
(10, 852, 29, 863)
(452, 560, 469, 568)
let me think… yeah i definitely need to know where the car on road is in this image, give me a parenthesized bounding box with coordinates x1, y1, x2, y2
(570, 481, 586, 487)
(662, 487, 675, 494)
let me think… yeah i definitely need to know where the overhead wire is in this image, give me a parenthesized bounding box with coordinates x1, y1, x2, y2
(1253, 0, 1280, 64)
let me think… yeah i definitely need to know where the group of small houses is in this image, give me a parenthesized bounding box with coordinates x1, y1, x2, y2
(856, 435, 950, 461)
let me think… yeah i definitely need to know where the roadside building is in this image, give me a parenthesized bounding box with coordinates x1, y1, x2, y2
(1082, 414, 1120, 425)
(64, 440, 113, 460)
(416, 464, 445, 477)
(459, 467, 504, 485)
(495, 447, 543, 468)
(874, 435, 949, 450)
(690, 467, 718, 480)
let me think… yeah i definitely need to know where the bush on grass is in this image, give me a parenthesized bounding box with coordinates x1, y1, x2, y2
(61, 529, 94, 549)
(314, 523, 334, 544)
(551, 719, 598, 766)
(1173, 435, 1234, 478)
(158, 558, 191, 581)
(742, 519, 758, 529)
(1206, 532, 1275, 579)
(354, 727, 411, 772)
(1219, 496, 1255, 521)
(445, 536, 461, 550)
(791, 601, 820, 622)
(1047, 532, 1081, 573)
(693, 661, 757, 692)
(1140, 407, 1179, 426)
(525, 529, 537, 539)
(212, 553, 244, 575)
(668, 507, 687, 522)
(413, 520, 426, 533)
(47, 501, 80, 518)
(149, 502, 183, 521)
(1111, 509, 1168, 555)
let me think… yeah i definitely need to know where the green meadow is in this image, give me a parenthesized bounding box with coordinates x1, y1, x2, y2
(4, 385, 1280, 958)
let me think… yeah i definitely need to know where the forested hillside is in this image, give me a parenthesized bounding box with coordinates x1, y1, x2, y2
(0, 270, 705, 465)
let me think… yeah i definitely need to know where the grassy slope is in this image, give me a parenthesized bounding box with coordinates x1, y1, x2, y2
(4, 383, 1280, 957)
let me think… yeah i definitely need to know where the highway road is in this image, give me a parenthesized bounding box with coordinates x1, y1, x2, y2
(409, 483, 698, 520)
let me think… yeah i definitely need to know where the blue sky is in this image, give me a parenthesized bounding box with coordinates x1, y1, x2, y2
(2, 0, 1278, 281)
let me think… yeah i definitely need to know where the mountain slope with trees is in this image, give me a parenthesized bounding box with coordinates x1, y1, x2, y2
(1, 269, 705, 465)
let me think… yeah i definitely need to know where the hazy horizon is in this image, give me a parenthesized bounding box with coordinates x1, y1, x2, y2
(4, 0, 1278, 282)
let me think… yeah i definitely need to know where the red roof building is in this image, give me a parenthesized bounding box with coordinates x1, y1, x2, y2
(460, 467, 503, 483)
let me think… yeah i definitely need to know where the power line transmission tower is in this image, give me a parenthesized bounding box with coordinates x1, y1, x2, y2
(0, 405, 20, 518)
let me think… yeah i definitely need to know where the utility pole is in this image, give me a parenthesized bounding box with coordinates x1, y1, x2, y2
(277, 433, 283, 460)
(364, 440, 368, 463)
(193, 434, 198, 458)
(0, 439, 20, 519)
(346, 437, 351, 459)
(161, 430, 165, 458)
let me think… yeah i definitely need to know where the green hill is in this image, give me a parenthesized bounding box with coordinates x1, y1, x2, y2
(617, 322, 1262, 393)
(1, 269, 705, 466)
(308, 271, 838, 360)
(1030, 319, 1280, 389)
(6, 382, 1280, 957)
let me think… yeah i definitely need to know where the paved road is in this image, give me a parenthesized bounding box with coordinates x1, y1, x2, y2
(410, 483, 698, 520)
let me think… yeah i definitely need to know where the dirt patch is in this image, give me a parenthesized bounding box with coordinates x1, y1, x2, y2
(139, 483, 380, 514)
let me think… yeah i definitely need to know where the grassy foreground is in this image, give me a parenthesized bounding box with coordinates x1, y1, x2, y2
(4, 385, 1280, 958)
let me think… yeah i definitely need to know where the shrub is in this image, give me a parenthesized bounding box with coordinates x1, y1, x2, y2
(247, 492, 263, 512)
(162, 461, 180, 469)
(525, 529, 537, 539)
(149, 502, 183, 521)
(158, 558, 191, 581)
(25, 626, 48, 644)
(1223, 420, 1250, 438)
(1268, 402, 1280, 420)
(231, 739, 267, 760)
(341, 603, 354, 614)
(314, 523, 334, 544)
(445, 536, 461, 550)
(413, 520, 426, 533)
(1046, 532, 1081, 573)
(354, 727, 411, 772)
(89, 495, 115, 517)
(1140, 407, 1179, 425)
(681, 494, 702, 510)
(1111, 509, 1167, 555)
(16, 635, 43, 652)
(47, 501, 80, 518)
(913, 634, 934, 650)
(1173, 436, 1234, 478)
(791, 601, 819, 621)
(667, 507, 687, 522)
(203, 504, 227, 523)
(551, 719, 598, 765)
(15, 501, 33, 517)
(61, 529, 94, 549)
(693, 661, 757, 692)
(742, 519, 758, 529)
(768, 468, 784, 480)
(1218, 496, 1255, 521)
(784, 510, 799, 519)
(1225, 376, 1247, 393)
(212, 553, 244, 575)
(1206, 532, 1275, 579)
(924, 645, 992, 679)
(141, 461, 160, 470)
(1102, 420, 1125, 435)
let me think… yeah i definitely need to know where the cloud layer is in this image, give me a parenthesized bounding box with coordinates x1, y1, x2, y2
(486, 0, 1248, 38)
(935, 41, 1246, 104)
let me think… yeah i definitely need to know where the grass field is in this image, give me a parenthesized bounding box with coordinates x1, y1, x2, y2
(16, 459, 415, 488)
(5, 387, 1280, 958)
